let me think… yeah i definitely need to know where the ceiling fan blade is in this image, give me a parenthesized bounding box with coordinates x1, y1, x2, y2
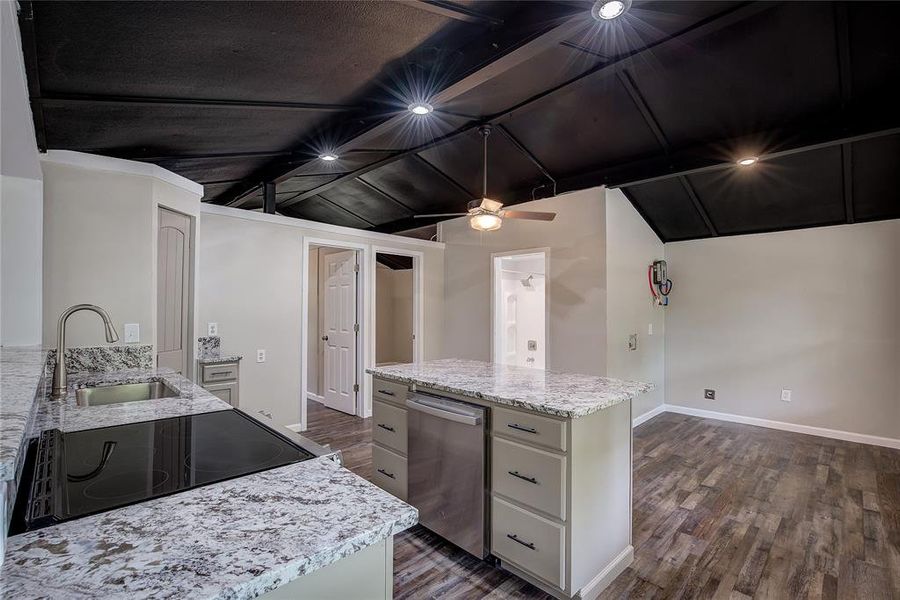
(479, 198, 504, 212)
(413, 213, 469, 218)
(502, 210, 557, 221)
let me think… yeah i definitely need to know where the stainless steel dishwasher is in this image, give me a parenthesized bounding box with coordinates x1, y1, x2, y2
(406, 392, 488, 558)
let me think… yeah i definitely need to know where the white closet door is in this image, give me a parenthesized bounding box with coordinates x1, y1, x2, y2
(322, 250, 358, 415)
(157, 207, 192, 374)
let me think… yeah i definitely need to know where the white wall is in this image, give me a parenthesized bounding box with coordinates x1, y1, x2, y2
(0, 0, 43, 346)
(198, 205, 444, 429)
(441, 188, 608, 376)
(665, 219, 900, 441)
(375, 265, 413, 365)
(41, 152, 202, 354)
(605, 189, 665, 419)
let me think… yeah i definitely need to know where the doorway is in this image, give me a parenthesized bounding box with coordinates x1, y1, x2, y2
(156, 207, 193, 375)
(307, 244, 361, 416)
(492, 249, 548, 369)
(375, 253, 414, 366)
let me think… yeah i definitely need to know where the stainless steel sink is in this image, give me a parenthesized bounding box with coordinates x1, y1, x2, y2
(75, 381, 180, 407)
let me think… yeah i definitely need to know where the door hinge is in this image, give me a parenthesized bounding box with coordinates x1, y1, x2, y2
(354, 263, 360, 273)
(353, 323, 360, 333)
(353, 383, 359, 393)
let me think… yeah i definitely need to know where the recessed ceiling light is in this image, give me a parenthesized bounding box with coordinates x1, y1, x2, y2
(737, 156, 759, 166)
(408, 102, 434, 115)
(318, 153, 339, 161)
(592, 0, 630, 20)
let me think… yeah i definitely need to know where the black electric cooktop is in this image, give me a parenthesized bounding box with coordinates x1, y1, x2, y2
(10, 410, 315, 534)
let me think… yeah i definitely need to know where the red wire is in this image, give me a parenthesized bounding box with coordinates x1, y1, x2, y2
(648, 265, 659, 299)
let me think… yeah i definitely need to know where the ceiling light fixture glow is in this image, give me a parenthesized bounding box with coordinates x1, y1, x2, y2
(318, 152, 339, 161)
(408, 102, 434, 115)
(470, 213, 502, 232)
(737, 156, 759, 166)
(592, 0, 630, 20)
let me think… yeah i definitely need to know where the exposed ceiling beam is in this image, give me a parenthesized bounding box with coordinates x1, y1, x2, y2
(558, 40, 609, 60)
(16, 1, 47, 151)
(410, 153, 475, 198)
(562, 121, 900, 193)
(139, 150, 294, 162)
(495, 123, 556, 192)
(371, 215, 447, 235)
(35, 92, 362, 112)
(224, 8, 588, 206)
(262, 182, 276, 214)
(406, 0, 504, 26)
(616, 69, 717, 236)
(272, 123, 481, 210)
(355, 177, 415, 214)
(841, 143, 854, 224)
(315, 195, 376, 227)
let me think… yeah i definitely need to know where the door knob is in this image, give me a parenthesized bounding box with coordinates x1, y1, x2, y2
(321, 335, 329, 341)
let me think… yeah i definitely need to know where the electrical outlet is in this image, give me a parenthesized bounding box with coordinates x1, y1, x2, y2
(527, 340, 537, 351)
(208, 322, 218, 336)
(648, 323, 654, 336)
(627, 334, 638, 351)
(781, 389, 792, 402)
(256, 349, 266, 363)
(704, 388, 716, 400)
(123, 323, 140, 343)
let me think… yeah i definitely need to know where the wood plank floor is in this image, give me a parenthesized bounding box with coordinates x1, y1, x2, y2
(304, 401, 900, 599)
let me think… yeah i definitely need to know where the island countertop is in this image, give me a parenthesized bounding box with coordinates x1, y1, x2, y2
(367, 359, 653, 419)
(1, 456, 418, 599)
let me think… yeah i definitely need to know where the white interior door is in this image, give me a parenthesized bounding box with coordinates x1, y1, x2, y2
(322, 250, 358, 415)
(157, 207, 192, 374)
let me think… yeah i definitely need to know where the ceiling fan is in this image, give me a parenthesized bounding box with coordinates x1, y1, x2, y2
(414, 125, 556, 231)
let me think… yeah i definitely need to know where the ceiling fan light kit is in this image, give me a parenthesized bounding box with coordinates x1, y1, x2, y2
(470, 212, 503, 232)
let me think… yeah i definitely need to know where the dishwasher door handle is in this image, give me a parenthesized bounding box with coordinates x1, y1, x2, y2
(406, 397, 482, 426)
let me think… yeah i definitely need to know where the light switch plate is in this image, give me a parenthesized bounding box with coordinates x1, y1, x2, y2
(627, 334, 638, 351)
(123, 323, 140, 343)
(208, 322, 218, 336)
(781, 389, 792, 402)
(527, 340, 537, 351)
(257, 349, 266, 363)
(704, 389, 716, 400)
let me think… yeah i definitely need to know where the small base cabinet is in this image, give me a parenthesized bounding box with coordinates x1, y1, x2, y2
(199, 361, 240, 407)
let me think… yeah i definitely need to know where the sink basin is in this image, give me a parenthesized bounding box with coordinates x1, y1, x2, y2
(75, 381, 180, 407)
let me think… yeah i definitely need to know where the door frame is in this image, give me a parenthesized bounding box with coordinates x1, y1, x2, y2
(301, 237, 368, 429)
(490, 247, 551, 368)
(370, 246, 424, 366)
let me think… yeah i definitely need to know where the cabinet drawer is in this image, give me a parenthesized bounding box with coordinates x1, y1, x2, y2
(492, 406, 566, 451)
(372, 445, 407, 501)
(205, 381, 238, 407)
(201, 363, 239, 383)
(372, 378, 408, 404)
(492, 437, 566, 520)
(373, 399, 407, 455)
(491, 496, 565, 589)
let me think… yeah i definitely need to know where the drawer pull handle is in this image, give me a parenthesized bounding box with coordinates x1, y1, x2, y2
(377, 423, 395, 432)
(508, 470, 538, 485)
(378, 389, 396, 396)
(210, 371, 232, 377)
(377, 468, 395, 480)
(508, 423, 537, 434)
(506, 534, 536, 550)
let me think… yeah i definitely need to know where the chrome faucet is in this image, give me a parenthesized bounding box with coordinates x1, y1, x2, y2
(51, 304, 119, 398)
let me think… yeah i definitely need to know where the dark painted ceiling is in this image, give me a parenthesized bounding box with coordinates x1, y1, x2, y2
(17, 0, 900, 242)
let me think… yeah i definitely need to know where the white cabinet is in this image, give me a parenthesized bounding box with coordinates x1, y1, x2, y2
(199, 360, 240, 407)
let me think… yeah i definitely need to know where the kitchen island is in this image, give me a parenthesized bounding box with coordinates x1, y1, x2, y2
(1, 349, 417, 599)
(367, 359, 653, 600)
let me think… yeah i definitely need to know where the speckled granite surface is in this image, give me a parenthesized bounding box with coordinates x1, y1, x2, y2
(0, 347, 48, 482)
(45, 344, 154, 374)
(1, 456, 418, 600)
(368, 359, 654, 419)
(32, 369, 230, 434)
(197, 335, 242, 364)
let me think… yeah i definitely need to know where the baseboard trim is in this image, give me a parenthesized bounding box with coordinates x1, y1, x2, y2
(577, 545, 634, 600)
(632, 404, 665, 428)
(285, 423, 303, 433)
(307, 392, 324, 405)
(662, 404, 900, 450)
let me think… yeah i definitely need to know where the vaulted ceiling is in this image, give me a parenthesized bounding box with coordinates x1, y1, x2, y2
(17, 0, 900, 241)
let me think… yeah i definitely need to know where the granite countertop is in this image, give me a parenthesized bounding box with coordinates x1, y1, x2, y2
(0, 347, 48, 481)
(197, 353, 243, 365)
(1, 456, 418, 599)
(31, 368, 231, 434)
(367, 359, 654, 419)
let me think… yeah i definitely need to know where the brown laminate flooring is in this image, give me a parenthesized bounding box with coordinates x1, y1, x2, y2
(303, 401, 900, 599)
